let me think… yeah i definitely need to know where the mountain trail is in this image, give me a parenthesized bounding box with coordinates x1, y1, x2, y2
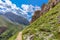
(16, 32, 22, 40)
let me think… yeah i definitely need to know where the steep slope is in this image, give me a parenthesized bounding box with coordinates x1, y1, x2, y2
(22, 3, 60, 40)
(0, 12, 30, 25)
(0, 15, 23, 40)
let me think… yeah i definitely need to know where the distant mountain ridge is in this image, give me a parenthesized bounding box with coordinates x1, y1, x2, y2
(0, 12, 30, 25)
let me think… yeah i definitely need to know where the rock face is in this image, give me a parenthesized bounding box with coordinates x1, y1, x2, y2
(31, 10, 41, 23)
(31, 0, 60, 23)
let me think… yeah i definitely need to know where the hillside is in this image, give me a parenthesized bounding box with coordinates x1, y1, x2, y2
(0, 15, 23, 40)
(31, 0, 60, 23)
(22, 3, 60, 40)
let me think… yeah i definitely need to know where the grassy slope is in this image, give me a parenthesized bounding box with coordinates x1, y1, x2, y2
(22, 3, 60, 40)
(0, 16, 23, 40)
(8, 32, 19, 40)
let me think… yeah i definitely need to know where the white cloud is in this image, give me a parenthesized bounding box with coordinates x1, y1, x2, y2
(0, 0, 41, 21)
(5, 0, 12, 5)
(35, 6, 41, 10)
(21, 4, 41, 13)
(0, 0, 3, 3)
(21, 4, 29, 12)
(21, 4, 41, 16)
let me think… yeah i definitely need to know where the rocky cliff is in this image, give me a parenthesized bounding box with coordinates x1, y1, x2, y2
(31, 0, 60, 23)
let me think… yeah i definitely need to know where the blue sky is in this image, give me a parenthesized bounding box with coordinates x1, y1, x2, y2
(0, 0, 48, 21)
(11, 0, 48, 8)
(10, 0, 48, 21)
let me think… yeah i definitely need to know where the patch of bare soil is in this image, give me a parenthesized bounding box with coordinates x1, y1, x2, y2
(16, 32, 22, 40)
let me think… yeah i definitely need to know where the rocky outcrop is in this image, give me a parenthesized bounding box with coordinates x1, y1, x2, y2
(31, 0, 60, 23)
(0, 27, 7, 34)
(31, 10, 41, 23)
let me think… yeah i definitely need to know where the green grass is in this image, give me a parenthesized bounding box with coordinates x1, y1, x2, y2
(0, 16, 23, 40)
(22, 3, 60, 40)
(8, 32, 19, 40)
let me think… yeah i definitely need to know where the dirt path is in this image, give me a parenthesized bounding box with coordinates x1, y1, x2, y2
(16, 32, 22, 40)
